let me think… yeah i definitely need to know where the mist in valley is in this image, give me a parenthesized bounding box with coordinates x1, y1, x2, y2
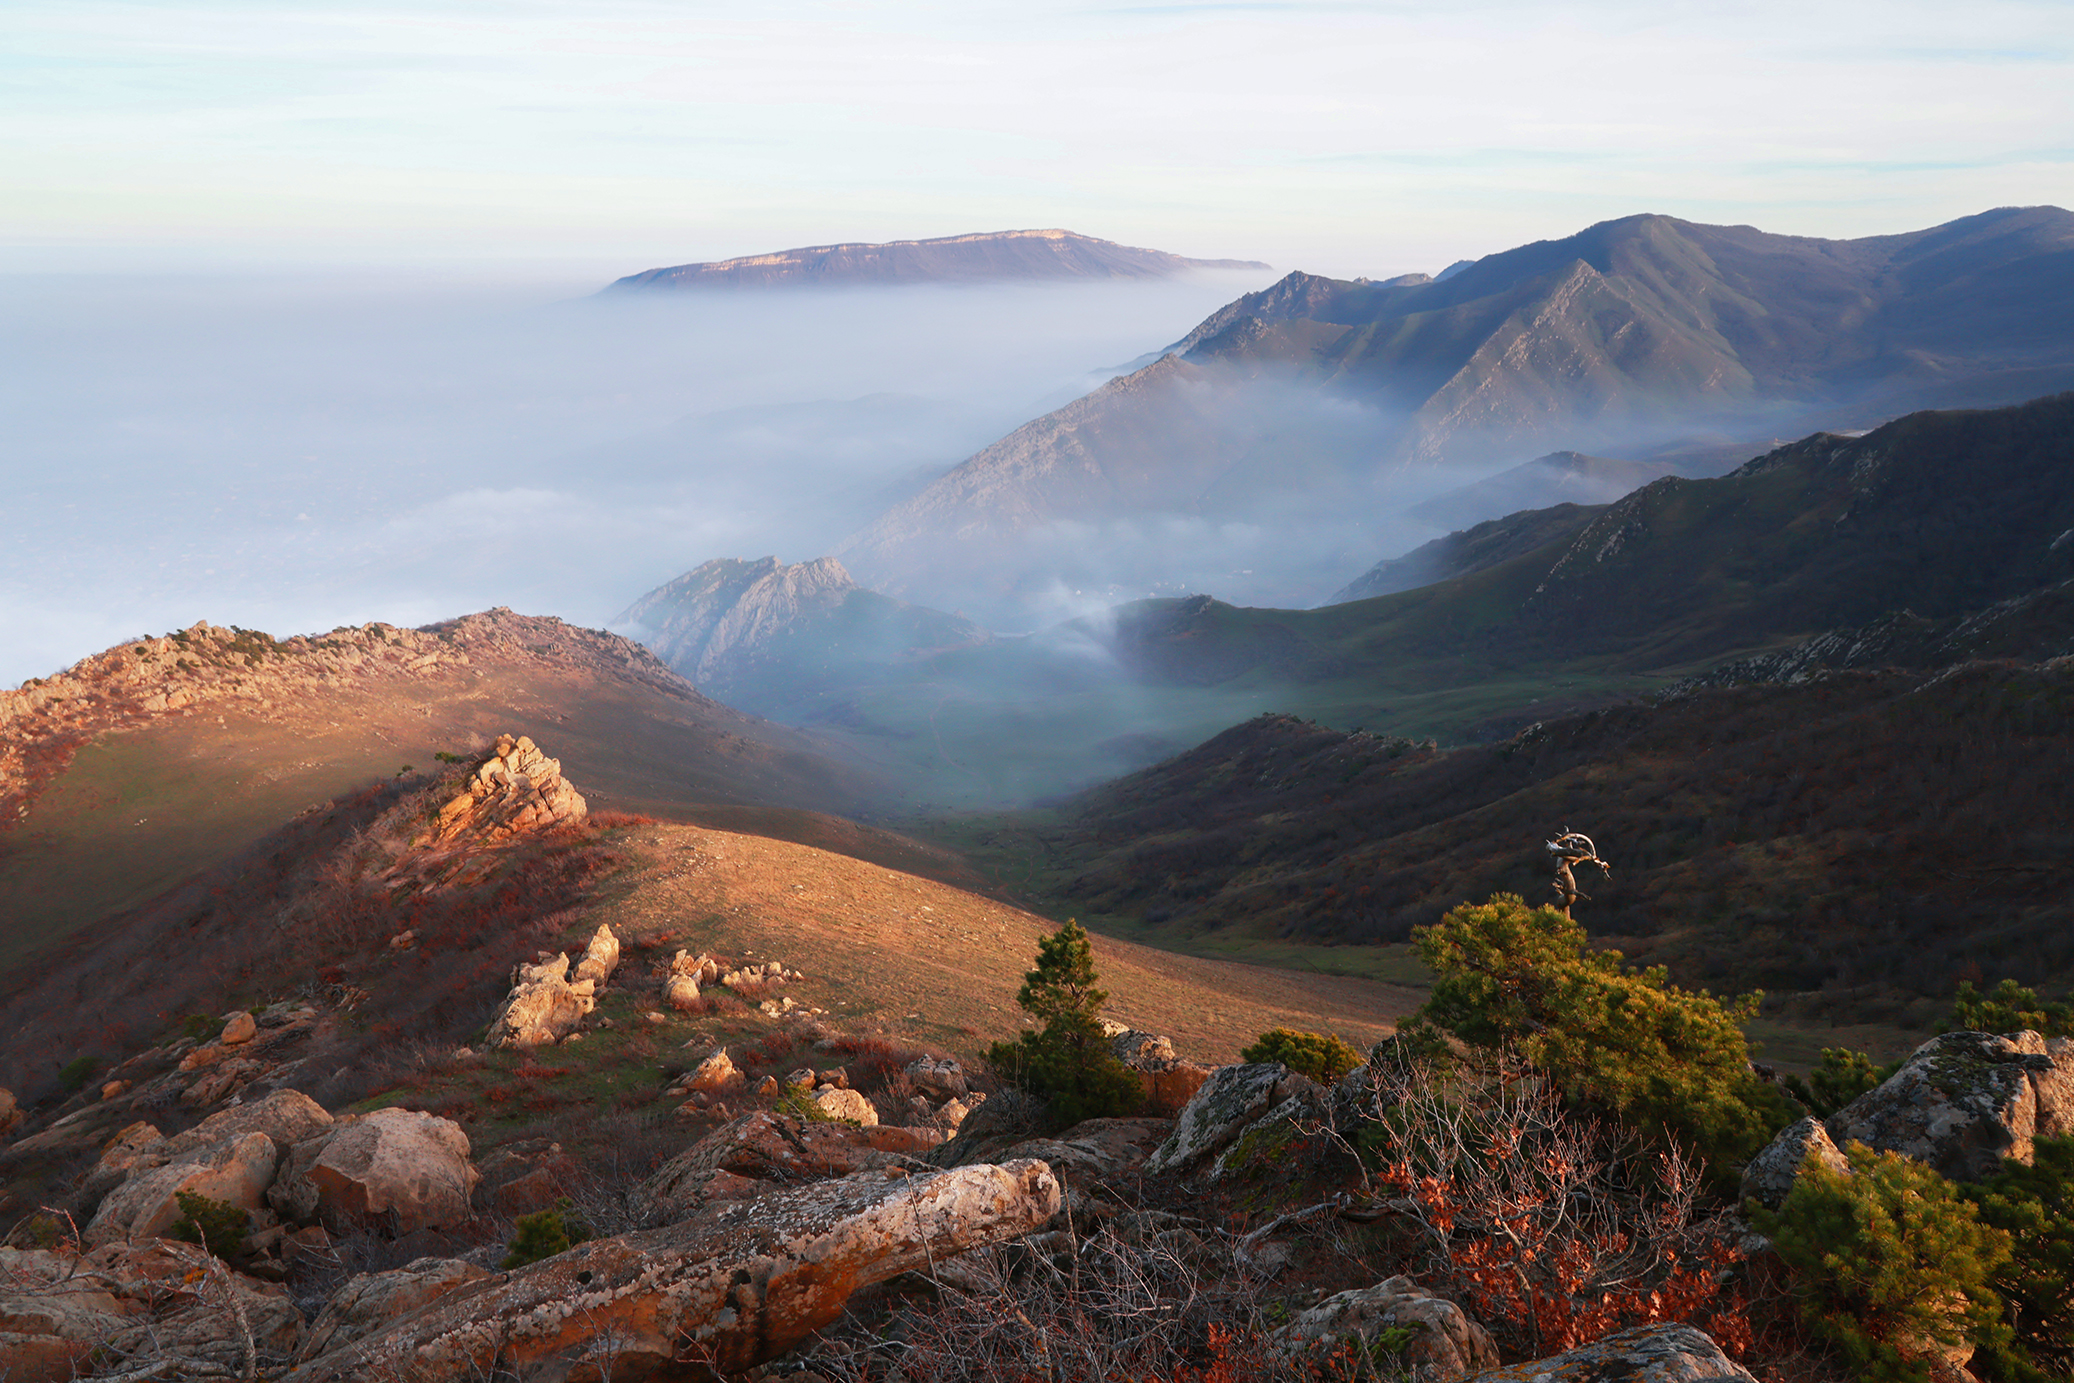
(0, 265, 1289, 687)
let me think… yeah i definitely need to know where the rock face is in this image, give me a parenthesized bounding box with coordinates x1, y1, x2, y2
(906, 1056, 968, 1100)
(269, 1108, 479, 1234)
(1145, 1062, 1319, 1176)
(297, 1257, 494, 1362)
(1, 1239, 305, 1381)
(993, 1117, 1173, 1213)
(85, 1130, 279, 1247)
(1270, 1276, 1499, 1380)
(430, 734, 587, 844)
(570, 923, 620, 985)
(487, 952, 597, 1048)
(283, 1160, 1063, 1383)
(1825, 1029, 2074, 1182)
(1463, 1323, 1757, 1380)
(1741, 1115, 1853, 1211)
(813, 1088, 880, 1125)
(1108, 1029, 1215, 1118)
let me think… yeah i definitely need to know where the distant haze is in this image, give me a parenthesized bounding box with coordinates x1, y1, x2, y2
(0, 267, 1274, 686)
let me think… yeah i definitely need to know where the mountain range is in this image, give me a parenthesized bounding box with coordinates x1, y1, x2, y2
(832, 206, 2074, 618)
(607, 229, 1270, 291)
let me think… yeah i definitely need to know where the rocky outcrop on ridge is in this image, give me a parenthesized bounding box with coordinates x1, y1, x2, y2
(429, 733, 588, 844)
(487, 925, 619, 1050)
(1824, 1029, 2074, 1182)
(282, 1159, 1064, 1382)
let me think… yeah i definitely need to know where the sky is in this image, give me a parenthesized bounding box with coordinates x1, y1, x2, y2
(6, 0, 2072, 279)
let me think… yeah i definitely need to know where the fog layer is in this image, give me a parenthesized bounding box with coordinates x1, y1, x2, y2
(0, 268, 1274, 685)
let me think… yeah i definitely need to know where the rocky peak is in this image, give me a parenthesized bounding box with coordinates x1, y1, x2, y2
(429, 734, 588, 845)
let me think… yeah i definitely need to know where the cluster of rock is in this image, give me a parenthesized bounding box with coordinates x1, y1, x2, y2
(662, 949, 801, 1010)
(487, 924, 620, 1048)
(429, 733, 589, 845)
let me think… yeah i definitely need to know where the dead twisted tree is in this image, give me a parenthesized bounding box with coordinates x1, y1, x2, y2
(1545, 829, 1609, 915)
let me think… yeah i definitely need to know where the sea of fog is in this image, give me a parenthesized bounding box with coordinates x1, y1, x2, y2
(0, 268, 1279, 686)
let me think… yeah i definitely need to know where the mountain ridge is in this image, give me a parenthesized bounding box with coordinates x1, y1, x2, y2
(608, 229, 1271, 291)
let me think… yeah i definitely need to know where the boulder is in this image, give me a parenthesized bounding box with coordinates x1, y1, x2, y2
(297, 1256, 494, 1361)
(907, 1055, 968, 1100)
(571, 923, 620, 986)
(0, 1246, 143, 1382)
(270, 1108, 479, 1234)
(634, 1111, 942, 1223)
(1106, 1028, 1214, 1116)
(282, 1160, 1063, 1382)
(0, 1086, 20, 1138)
(1269, 1276, 1498, 1380)
(473, 1139, 581, 1216)
(1741, 1115, 1853, 1211)
(85, 1130, 279, 1247)
(487, 952, 596, 1048)
(162, 1088, 334, 1160)
(665, 950, 705, 1009)
(81, 1120, 169, 1205)
(682, 1047, 744, 1094)
(1825, 1029, 2074, 1182)
(813, 1088, 880, 1125)
(1145, 1063, 1321, 1176)
(222, 1010, 258, 1045)
(1463, 1323, 1756, 1380)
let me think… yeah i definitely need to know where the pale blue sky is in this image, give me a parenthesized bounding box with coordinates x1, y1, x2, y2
(7, 0, 2072, 278)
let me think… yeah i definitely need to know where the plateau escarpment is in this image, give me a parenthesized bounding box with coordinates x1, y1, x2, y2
(606, 228, 1270, 291)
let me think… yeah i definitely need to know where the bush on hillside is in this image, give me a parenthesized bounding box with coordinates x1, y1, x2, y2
(1967, 1135, 2074, 1381)
(169, 1191, 250, 1261)
(985, 920, 1143, 1129)
(501, 1198, 593, 1269)
(1781, 1047, 1890, 1118)
(1752, 1140, 2012, 1381)
(1410, 893, 1789, 1170)
(1240, 1028, 1365, 1085)
(1945, 979, 2074, 1039)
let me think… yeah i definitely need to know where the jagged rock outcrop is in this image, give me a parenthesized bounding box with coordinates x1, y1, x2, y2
(1741, 1115, 1852, 1211)
(1269, 1276, 1499, 1380)
(1107, 1026, 1215, 1117)
(282, 1160, 1063, 1382)
(1463, 1323, 1757, 1380)
(664, 949, 718, 1009)
(296, 1257, 494, 1362)
(431, 734, 587, 843)
(269, 1107, 479, 1235)
(488, 952, 597, 1048)
(1145, 1062, 1320, 1176)
(1825, 1029, 2074, 1182)
(906, 1055, 968, 1101)
(570, 922, 619, 985)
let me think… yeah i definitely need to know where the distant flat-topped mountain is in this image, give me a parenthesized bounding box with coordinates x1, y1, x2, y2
(836, 207, 2074, 620)
(607, 229, 1270, 291)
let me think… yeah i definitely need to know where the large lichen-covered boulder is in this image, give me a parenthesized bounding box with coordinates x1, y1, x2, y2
(84, 1129, 279, 1247)
(296, 1256, 494, 1362)
(282, 1160, 1063, 1383)
(1464, 1323, 1757, 1380)
(1825, 1029, 2074, 1182)
(1145, 1062, 1320, 1176)
(269, 1107, 479, 1234)
(1270, 1276, 1499, 1380)
(1741, 1115, 1853, 1211)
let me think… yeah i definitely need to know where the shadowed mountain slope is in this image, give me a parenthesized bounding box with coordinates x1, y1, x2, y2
(838, 208, 2074, 615)
(608, 229, 1269, 290)
(1406, 451, 1676, 532)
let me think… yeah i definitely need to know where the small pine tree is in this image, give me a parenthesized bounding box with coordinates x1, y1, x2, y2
(1967, 1134, 2074, 1382)
(1241, 1028, 1365, 1085)
(1782, 1047, 1889, 1117)
(169, 1191, 250, 1261)
(1412, 893, 1790, 1170)
(986, 920, 1144, 1130)
(1753, 1140, 2013, 1381)
(501, 1198, 593, 1269)
(1945, 979, 2074, 1039)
